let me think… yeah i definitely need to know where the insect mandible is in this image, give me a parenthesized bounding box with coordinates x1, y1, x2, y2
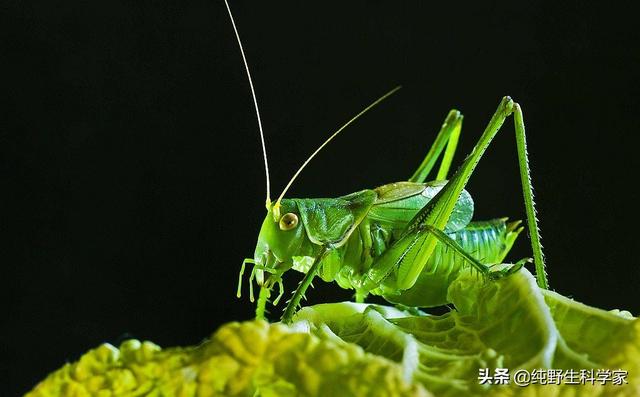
(224, 1, 547, 323)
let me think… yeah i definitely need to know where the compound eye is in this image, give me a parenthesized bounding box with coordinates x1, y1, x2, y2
(279, 213, 299, 231)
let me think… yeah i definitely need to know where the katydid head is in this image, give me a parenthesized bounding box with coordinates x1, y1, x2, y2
(254, 192, 377, 290)
(254, 199, 308, 287)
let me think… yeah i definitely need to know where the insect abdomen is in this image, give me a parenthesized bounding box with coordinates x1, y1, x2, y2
(377, 218, 522, 307)
(453, 219, 520, 264)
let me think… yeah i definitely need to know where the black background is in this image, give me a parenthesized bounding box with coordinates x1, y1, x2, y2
(4, 1, 640, 394)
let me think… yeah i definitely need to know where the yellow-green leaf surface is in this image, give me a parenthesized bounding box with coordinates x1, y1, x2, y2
(294, 269, 639, 397)
(27, 269, 638, 396)
(26, 320, 428, 397)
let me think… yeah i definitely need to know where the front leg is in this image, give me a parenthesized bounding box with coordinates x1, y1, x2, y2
(281, 247, 329, 323)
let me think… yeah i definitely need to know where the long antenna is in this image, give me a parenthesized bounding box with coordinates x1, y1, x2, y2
(224, 0, 271, 209)
(273, 86, 402, 216)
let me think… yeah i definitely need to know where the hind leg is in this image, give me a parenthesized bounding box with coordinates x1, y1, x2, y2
(409, 109, 463, 183)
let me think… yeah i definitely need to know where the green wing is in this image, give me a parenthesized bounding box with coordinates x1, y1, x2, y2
(369, 181, 474, 233)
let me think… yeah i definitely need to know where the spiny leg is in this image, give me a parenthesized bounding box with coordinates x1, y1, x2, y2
(409, 110, 463, 183)
(281, 248, 329, 323)
(255, 267, 284, 320)
(401, 97, 550, 288)
(513, 104, 547, 288)
(364, 97, 534, 292)
(255, 270, 281, 320)
(364, 98, 513, 290)
(255, 286, 270, 320)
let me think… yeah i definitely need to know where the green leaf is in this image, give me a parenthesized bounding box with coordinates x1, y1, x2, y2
(27, 270, 639, 396)
(294, 269, 639, 396)
(27, 320, 427, 397)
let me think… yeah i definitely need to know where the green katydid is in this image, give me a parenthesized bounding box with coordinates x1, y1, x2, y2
(225, 0, 547, 324)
